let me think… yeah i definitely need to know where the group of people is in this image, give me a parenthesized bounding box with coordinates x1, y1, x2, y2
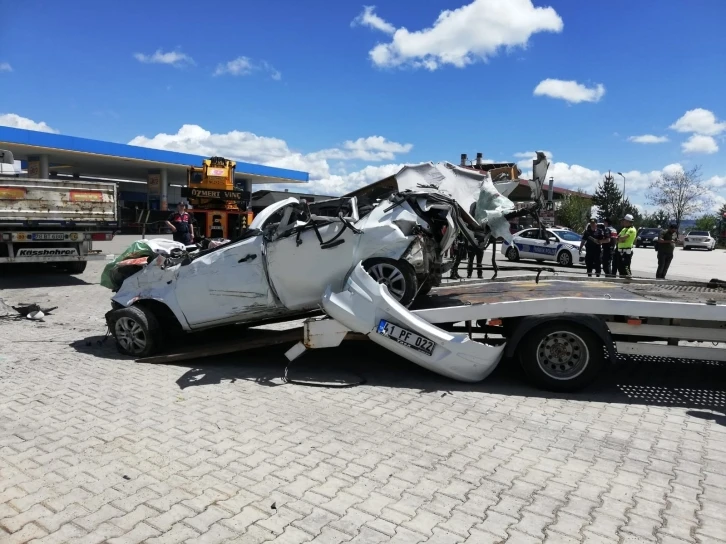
(579, 214, 678, 279)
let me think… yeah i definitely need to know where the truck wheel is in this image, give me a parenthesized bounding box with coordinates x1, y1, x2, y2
(108, 305, 161, 358)
(517, 322, 604, 392)
(363, 257, 417, 307)
(63, 261, 87, 274)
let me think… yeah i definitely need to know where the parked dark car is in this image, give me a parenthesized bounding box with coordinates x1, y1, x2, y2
(636, 228, 661, 247)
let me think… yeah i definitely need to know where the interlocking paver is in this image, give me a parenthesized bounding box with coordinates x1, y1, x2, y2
(1, 260, 726, 544)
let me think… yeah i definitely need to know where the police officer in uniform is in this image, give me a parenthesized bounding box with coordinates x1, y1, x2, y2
(602, 217, 617, 276)
(613, 213, 637, 278)
(579, 217, 605, 277)
(165, 201, 194, 245)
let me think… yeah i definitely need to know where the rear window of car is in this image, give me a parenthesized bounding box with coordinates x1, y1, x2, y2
(689, 231, 708, 236)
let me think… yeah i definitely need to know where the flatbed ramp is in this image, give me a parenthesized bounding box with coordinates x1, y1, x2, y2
(412, 278, 726, 309)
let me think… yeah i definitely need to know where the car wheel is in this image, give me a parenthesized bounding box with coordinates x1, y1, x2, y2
(107, 305, 162, 358)
(684, 246, 690, 250)
(505, 246, 520, 262)
(363, 257, 418, 307)
(557, 250, 573, 267)
(517, 322, 605, 392)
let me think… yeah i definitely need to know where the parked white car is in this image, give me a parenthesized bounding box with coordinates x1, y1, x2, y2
(106, 162, 523, 357)
(683, 230, 716, 251)
(501, 227, 584, 267)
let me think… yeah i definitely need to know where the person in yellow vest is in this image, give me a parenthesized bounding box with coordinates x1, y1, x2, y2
(613, 213, 637, 278)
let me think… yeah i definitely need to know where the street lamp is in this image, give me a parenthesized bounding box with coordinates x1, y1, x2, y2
(616, 172, 626, 202)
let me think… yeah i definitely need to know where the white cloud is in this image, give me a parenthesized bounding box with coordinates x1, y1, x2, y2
(128, 124, 413, 194)
(355, 0, 563, 70)
(351, 6, 395, 35)
(133, 49, 194, 67)
(627, 134, 669, 144)
(213, 57, 281, 80)
(682, 134, 718, 154)
(706, 175, 726, 188)
(519, 162, 686, 206)
(670, 108, 726, 136)
(533, 79, 605, 104)
(0, 113, 59, 133)
(0, 62, 12, 72)
(214, 57, 253, 76)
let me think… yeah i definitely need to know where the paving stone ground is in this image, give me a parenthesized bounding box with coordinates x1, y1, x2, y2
(1, 262, 725, 543)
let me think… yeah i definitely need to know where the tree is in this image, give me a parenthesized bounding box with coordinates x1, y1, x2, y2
(592, 173, 623, 221)
(646, 166, 713, 231)
(555, 190, 592, 231)
(640, 209, 670, 228)
(694, 213, 718, 234)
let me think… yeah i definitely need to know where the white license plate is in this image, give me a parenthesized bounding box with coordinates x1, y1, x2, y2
(32, 233, 65, 240)
(376, 320, 435, 356)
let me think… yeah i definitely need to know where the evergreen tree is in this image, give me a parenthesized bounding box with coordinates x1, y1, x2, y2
(592, 173, 623, 221)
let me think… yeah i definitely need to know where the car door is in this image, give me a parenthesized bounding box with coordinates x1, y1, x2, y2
(173, 233, 273, 328)
(513, 229, 537, 258)
(265, 203, 361, 311)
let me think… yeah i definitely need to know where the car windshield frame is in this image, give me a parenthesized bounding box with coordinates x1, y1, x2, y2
(688, 231, 709, 236)
(639, 229, 660, 235)
(551, 230, 582, 242)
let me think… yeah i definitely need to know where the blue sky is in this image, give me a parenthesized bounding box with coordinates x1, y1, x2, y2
(1, 0, 725, 209)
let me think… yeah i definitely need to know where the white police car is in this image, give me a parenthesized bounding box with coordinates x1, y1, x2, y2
(501, 227, 585, 267)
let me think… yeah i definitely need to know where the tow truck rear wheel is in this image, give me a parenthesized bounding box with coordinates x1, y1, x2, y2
(63, 261, 87, 275)
(363, 257, 417, 307)
(517, 322, 604, 392)
(107, 305, 162, 358)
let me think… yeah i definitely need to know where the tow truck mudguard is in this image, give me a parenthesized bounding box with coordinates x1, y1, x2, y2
(504, 313, 617, 364)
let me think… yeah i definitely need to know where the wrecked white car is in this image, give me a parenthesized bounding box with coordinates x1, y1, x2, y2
(105, 161, 524, 357)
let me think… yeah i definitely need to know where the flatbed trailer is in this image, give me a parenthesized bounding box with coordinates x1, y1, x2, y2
(284, 266, 726, 392)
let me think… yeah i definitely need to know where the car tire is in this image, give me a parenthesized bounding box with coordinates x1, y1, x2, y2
(363, 257, 418, 307)
(557, 250, 573, 267)
(517, 322, 605, 392)
(62, 261, 87, 275)
(505, 246, 520, 262)
(684, 246, 690, 250)
(107, 305, 162, 358)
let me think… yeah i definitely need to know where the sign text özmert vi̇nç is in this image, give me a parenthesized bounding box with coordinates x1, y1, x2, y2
(180, 188, 248, 201)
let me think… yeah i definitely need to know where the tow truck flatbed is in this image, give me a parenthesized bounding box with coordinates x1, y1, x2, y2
(290, 267, 726, 392)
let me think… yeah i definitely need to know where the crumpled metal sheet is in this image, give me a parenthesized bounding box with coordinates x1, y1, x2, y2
(391, 162, 518, 242)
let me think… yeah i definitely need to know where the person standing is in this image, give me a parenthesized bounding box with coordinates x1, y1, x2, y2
(467, 232, 486, 279)
(614, 214, 637, 278)
(602, 218, 617, 276)
(579, 218, 605, 277)
(655, 223, 678, 279)
(449, 232, 467, 279)
(165, 201, 194, 245)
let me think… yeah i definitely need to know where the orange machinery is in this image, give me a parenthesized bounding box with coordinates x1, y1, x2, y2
(182, 156, 253, 239)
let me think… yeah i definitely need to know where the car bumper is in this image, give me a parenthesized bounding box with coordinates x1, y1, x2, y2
(684, 241, 714, 248)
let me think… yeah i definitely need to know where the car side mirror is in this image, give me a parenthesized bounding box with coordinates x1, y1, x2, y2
(548, 237, 557, 243)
